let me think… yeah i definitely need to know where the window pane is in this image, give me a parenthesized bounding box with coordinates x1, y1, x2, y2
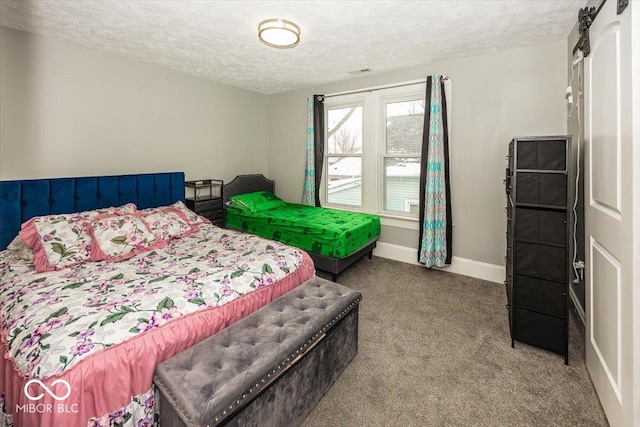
(327, 156, 362, 207)
(386, 100, 425, 154)
(328, 106, 363, 155)
(384, 157, 420, 213)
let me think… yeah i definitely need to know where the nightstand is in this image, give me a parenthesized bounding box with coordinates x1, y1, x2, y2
(185, 179, 224, 227)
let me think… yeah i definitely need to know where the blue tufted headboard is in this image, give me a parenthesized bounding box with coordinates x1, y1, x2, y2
(0, 172, 185, 250)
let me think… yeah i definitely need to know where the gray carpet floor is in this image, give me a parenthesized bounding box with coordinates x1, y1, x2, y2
(304, 256, 608, 427)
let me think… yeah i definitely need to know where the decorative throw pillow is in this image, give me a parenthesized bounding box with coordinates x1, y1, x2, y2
(87, 213, 166, 262)
(6, 235, 34, 262)
(140, 209, 196, 241)
(19, 203, 138, 272)
(229, 191, 286, 212)
(169, 200, 210, 225)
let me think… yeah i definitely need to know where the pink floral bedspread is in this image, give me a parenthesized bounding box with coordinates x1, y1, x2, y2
(0, 224, 314, 427)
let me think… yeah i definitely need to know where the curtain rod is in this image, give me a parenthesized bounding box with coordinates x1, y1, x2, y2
(321, 75, 449, 100)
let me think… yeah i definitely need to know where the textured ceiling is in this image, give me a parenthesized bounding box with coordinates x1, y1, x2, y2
(0, 0, 586, 94)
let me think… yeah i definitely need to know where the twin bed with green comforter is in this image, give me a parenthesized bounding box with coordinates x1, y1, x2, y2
(223, 175, 381, 280)
(226, 202, 380, 259)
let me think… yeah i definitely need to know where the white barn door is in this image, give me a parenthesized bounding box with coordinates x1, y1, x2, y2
(583, 1, 638, 426)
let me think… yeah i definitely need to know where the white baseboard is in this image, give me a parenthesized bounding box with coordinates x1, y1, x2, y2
(373, 242, 505, 284)
(568, 284, 586, 324)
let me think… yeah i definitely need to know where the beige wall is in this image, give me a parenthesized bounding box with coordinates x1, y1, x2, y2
(0, 26, 569, 268)
(268, 40, 569, 267)
(0, 27, 269, 183)
(567, 23, 586, 312)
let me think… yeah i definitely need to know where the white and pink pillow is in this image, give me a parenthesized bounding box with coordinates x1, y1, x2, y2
(87, 213, 166, 262)
(15, 202, 205, 272)
(19, 204, 138, 273)
(6, 235, 34, 262)
(168, 200, 210, 226)
(140, 209, 196, 241)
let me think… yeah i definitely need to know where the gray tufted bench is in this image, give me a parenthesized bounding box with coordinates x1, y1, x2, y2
(154, 276, 362, 427)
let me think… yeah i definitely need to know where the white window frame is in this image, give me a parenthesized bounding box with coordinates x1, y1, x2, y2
(322, 95, 366, 211)
(378, 91, 426, 218)
(320, 79, 452, 230)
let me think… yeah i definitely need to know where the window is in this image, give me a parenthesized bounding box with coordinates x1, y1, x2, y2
(326, 105, 363, 207)
(383, 99, 425, 214)
(322, 80, 449, 224)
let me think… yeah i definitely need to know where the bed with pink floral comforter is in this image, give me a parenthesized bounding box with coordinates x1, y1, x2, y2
(0, 223, 314, 427)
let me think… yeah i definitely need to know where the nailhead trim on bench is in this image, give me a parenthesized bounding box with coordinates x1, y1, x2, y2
(206, 296, 362, 426)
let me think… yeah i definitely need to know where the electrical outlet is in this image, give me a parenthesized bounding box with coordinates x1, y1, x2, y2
(573, 260, 585, 283)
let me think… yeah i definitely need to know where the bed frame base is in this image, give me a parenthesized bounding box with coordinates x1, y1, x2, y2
(311, 239, 377, 282)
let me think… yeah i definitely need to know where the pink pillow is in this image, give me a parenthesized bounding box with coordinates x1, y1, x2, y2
(140, 209, 196, 241)
(19, 204, 138, 272)
(87, 213, 166, 262)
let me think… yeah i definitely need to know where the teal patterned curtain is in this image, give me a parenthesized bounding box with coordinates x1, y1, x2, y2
(418, 75, 452, 267)
(301, 95, 325, 206)
(302, 96, 316, 205)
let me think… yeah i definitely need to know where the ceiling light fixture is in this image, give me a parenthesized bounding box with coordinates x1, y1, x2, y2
(258, 19, 300, 49)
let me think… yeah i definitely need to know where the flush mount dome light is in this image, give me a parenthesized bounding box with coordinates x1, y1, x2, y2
(258, 19, 300, 48)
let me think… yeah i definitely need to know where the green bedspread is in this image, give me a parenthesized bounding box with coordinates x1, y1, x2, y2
(225, 203, 381, 258)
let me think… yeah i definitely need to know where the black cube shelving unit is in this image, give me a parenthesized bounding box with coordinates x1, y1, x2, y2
(505, 136, 572, 364)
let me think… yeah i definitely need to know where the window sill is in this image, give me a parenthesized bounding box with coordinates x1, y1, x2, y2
(379, 214, 420, 231)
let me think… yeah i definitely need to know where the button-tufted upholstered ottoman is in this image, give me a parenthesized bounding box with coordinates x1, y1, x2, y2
(154, 276, 362, 427)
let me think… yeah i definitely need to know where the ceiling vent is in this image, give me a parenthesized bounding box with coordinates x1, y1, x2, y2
(348, 68, 373, 75)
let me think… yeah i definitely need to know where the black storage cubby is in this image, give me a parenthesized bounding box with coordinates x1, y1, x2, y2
(505, 136, 571, 364)
(516, 173, 567, 207)
(513, 275, 565, 318)
(515, 208, 566, 246)
(513, 308, 565, 355)
(515, 242, 566, 283)
(516, 138, 567, 171)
